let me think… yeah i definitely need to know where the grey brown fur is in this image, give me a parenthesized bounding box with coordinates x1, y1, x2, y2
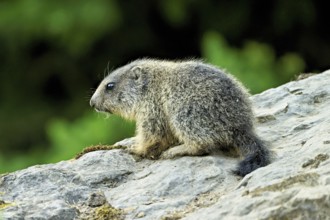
(90, 59, 271, 176)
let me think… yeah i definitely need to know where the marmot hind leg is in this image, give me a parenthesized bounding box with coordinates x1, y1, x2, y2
(160, 144, 207, 159)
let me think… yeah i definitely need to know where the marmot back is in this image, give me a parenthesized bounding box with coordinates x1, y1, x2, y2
(90, 59, 271, 176)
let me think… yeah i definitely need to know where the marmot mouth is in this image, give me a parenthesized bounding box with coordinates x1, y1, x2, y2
(94, 107, 112, 114)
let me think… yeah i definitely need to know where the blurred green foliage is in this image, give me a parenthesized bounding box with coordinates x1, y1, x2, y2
(0, 0, 329, 173)
(0, 0, 121, 55)
(202, 31, 305, 93)
(46, 113, 135, 162)
(0, 112, 135, 172)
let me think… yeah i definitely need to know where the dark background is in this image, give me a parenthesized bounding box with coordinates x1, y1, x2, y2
(0, 0, 329, 173)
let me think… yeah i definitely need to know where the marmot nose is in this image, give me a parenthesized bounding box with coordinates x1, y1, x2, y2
(90, 97, 96, 108)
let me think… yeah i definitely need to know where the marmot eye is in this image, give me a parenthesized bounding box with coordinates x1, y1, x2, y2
(106, 82, 115, 91)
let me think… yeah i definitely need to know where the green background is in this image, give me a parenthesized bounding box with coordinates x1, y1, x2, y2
(0, 0, 328, 173)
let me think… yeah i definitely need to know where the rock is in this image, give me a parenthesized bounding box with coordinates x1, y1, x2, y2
(1, 70, 330, 220)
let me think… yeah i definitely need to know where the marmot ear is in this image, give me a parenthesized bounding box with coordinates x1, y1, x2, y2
(131, 66, 143, 80)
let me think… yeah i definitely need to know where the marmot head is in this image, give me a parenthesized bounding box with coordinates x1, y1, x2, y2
(90, 63, 148, 120)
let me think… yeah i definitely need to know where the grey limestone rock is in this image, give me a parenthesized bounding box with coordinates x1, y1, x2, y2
(1, 70, 330, 219)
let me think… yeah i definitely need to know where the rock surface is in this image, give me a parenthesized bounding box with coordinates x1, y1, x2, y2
(1, 70, 330, 220)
